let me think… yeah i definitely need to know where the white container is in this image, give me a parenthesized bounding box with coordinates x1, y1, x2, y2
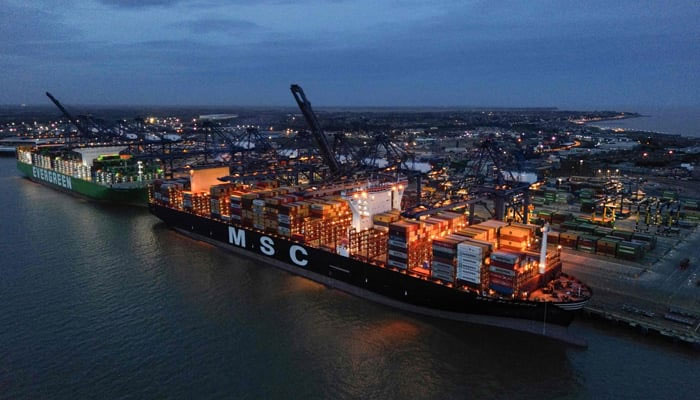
(388, 239, 407, 248)
(388, 259, 407, 269)
(457, 272, 480, 284)
(388, 250, 407, 259)
(490, 251, 520, 264)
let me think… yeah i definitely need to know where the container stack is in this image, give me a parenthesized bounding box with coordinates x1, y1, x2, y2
(209, 184, 241, 220)
(551, 212, 570, 225)
(515, 265, 542, 295)
(631, 232, 656, 251)
(430, 235, 464, 282)
(263, 197, 281, 234)
(576, 235, 597, 254)
(455, 227, 489, 241)
(302, 217, 322, 246)
(559, 232, 578, 248)
(498, 224, 534, 252)
(423, 217, 449, 240)
(456, 239, 492, 291)
(251, 197, 267, 230)
(434, 212, 468, 232)
(544, 189, 556, 205)
(255, 180, 279, 190)
(278, 202, 310, 237)
(263, 195, 301, 234)
(555, 191, 570, 204)
(183, 191, 193, 210)
(240, 193, 259, 227)
(387, 220, 431, 271)
(616, 241, 645, 261)
(609, 229, 634, 241)
(596, 237, 619, 256)
(191, 192, 210, 216)
(310, 198, 352, 247)
(464, 224, 494, 242)
(31, 153, 51, 169)
(372, 210, 401, 228)
(159, 182, 184, 209)
(475, 220, 508, 236)
(349, 227, 388, 262)
(229, 191, 244, 223)
(488, 251, 521, 295)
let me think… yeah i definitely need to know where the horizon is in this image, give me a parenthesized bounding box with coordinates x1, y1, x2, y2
(2, 102, 699, 114)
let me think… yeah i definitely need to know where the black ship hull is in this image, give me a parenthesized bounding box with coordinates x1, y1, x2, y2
(150, 203, 588, 346)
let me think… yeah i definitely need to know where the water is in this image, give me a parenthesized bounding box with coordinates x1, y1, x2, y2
(588, 107, 700, 137)
(0, 157, 698, 399)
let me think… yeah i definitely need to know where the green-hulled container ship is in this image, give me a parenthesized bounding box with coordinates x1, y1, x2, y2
(16, 146, 164, 206)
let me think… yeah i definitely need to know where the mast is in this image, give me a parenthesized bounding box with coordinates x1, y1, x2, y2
(539, 223, 549, 274)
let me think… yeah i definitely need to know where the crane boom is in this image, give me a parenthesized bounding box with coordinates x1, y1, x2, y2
(45, 92, 91, 138)
(290, 84, 341, 175)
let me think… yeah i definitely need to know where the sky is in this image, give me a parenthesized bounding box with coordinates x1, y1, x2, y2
(1, 0, 698, 108)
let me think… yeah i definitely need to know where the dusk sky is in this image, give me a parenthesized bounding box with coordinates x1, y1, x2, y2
(2, 0, 698, 108)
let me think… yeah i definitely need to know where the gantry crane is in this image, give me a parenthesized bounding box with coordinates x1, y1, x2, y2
(290, 84, 342, 175)
(444, 137, 531, 223)
(45, 92, 92, 142)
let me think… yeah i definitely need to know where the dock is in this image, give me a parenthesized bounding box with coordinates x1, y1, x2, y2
(561, 223, 700, 346)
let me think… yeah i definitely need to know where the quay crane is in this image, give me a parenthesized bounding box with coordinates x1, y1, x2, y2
(290, 84, 343, 176)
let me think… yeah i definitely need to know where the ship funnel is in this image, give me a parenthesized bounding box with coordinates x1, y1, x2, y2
(539, 223, 549, 274)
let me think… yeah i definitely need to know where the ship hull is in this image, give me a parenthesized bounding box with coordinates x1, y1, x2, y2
(17, 161, 148, 206)
(150, 203, 588, 346)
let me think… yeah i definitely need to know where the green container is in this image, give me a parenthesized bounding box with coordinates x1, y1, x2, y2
(595, 227, 614, 236)
(579, 223, 597, 234)
(577, 245, 596, 253)
(610, 229, 633, 241)
(616, 240, 644, 260)
(562, 221, 580, 231)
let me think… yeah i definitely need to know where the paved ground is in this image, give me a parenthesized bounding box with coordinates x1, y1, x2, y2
(560, 226, 700, 338)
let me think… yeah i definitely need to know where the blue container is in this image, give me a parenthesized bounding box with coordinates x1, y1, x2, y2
(489, 283, 514, 295)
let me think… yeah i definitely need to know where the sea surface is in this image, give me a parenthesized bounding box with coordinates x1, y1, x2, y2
(588, 107, 700, 137)
(0, 157, 698, 400)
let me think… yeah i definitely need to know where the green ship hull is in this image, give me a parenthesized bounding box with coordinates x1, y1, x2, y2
(17, 161, 148, 206)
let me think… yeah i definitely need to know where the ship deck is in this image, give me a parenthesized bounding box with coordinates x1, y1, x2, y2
(529, 275, 592, 303)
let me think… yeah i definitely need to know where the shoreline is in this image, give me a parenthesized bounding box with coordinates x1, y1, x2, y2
(585, 116, 682, 137)
(585, 112, 698, 138)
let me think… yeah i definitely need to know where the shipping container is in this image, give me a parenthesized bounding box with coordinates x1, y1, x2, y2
(559, 232, 579, 248)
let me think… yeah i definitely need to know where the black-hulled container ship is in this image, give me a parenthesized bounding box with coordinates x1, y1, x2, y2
(149, 166, 592, 346)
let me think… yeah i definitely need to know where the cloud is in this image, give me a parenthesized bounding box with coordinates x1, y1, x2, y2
(177, 18, 261, 34)
(0, 3, 78, 45)
(1, 0, 698, 107)
(96, 0, 308, 8)
(97, 0, 181, 7)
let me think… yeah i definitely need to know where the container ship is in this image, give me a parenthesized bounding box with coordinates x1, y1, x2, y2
(149, 166, 592, 345)
(16, 146, 163, 206)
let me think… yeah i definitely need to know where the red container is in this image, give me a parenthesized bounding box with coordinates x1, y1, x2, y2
(490, 259, 518, 270)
